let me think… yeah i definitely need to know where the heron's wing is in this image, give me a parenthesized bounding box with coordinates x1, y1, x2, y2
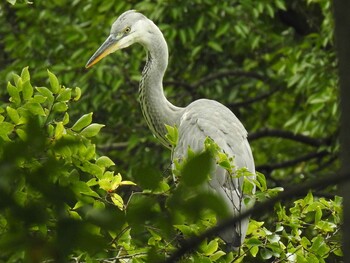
(174, 99, 254, 171)
(173, 99, 255, 249)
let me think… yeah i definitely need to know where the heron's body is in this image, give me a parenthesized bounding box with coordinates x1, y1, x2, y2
(86, 10, 255, 250)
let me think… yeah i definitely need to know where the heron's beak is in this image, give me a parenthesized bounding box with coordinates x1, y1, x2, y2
(85, 35, 120, 68)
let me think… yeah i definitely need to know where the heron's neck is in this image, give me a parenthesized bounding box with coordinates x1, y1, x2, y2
(139, 26, 183, 148)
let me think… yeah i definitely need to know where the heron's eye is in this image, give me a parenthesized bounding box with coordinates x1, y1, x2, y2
(124, 27, 131, 34)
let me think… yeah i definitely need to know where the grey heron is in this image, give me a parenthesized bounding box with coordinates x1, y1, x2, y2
(86, 10, 256, 250)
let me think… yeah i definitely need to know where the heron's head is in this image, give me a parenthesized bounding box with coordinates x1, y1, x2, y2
(86, 10, 150, 68)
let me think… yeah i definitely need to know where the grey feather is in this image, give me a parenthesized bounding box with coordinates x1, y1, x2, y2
(87, 10, 256, 250)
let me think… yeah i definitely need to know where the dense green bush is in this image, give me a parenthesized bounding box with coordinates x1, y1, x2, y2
(0, 68, 342, 262)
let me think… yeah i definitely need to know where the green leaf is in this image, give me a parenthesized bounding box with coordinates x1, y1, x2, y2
(7, 0, 17, 5)
(7, 82, 21, 106)
(174, 224, 197, 236)
(81, 162, 103, 178)
(181, 151, 212, 187)
(333, 248, 343, 257)
(120, 180, 136, 186)
(165, 124, 178, 147)
(47, 69, 60, 94)
(210, 251, 226, 261)
(24, 103, 46, 116)
(246, 237, 263, 246)
(0, 122, 15, 141)
(301, 236, 311, 248)
(52, 102, 68, 112)
(111, 193, 124, 210)
(208, 41, 223, 52)
(310, 236, 330, 256)
(71, 113, 93, 132)
(16, 128, 27, 140)
(6, 106, 20, 124)
(56, 89, 72, 102)
(315, 206, 322, 223)
(250, 245, 259, 257)
(98, 171, 122, 191)
(74, 181, 100, 198)
(304, 191, 313, 205)
(62, 112, 69, 125)
(22, 80, 33, 100)
(73, 87, 81, 101)
(55, 122, 65, 139)
(21, 66, 30, 82)
(31, 95, 47, 104)
(202, 239, 218, 256)
(36, 87, 54, 104)
(96, 156, 115, 168)
(260, 248, 273, 260)
(80, 123, 105, 138)
(316, 220, 336, 233)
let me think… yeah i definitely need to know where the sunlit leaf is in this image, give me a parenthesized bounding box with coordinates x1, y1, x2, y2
(71, 112, 93, 132)
(47, 69, 60, 94)
(80, 123, 105, 137)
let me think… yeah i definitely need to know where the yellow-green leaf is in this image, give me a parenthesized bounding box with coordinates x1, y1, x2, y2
(96, 156, 115, 168)
(165, 124, 178, 147)
(16, 129, 27, 141)
(6, 106, 20, 124)
(7, 82, 21, 106)
(203, 240, 218, 256)
(47, 69, 60, 94)
(25, 103, 46, 116)
(21, 66, 30, 82)
(22, 80, 33, 100)
(62, 112, 69, 125)
(120, 181, 136, 186)
(73, 87, 81, 101)
(71, 112, 93, 132)
(80, 123, 105, 137)
(210, 251, 226, 261)
(31, 95, 47, 104)
(55, 122, 65, 139)
(52, 101, 68, 112)
(56, 89, 71, 102)
(111, 193, 124, 210)
(0, 122, 15, 141)
(36, 87, 54, 104)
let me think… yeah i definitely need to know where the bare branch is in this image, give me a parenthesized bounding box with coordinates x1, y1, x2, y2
(249, 129, 328, 147)
(256, 150, 330, 173)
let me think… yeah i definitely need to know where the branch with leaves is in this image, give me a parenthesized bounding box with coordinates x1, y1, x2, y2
(163, 172, 347, 263)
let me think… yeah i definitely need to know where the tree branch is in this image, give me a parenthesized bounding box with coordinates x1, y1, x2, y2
(249, 129, 328, 147)
(162, 172, 349, 263)
(228, 86, 280, 108)
(164, 80, 196, 98)
(193, 70, 266, 87)
(256, 150, 330, 173)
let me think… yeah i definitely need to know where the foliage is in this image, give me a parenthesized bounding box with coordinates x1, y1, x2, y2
(0, 0, 342, 262)
(0, 69, 133, 262)
(0, 70, 342, 261)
